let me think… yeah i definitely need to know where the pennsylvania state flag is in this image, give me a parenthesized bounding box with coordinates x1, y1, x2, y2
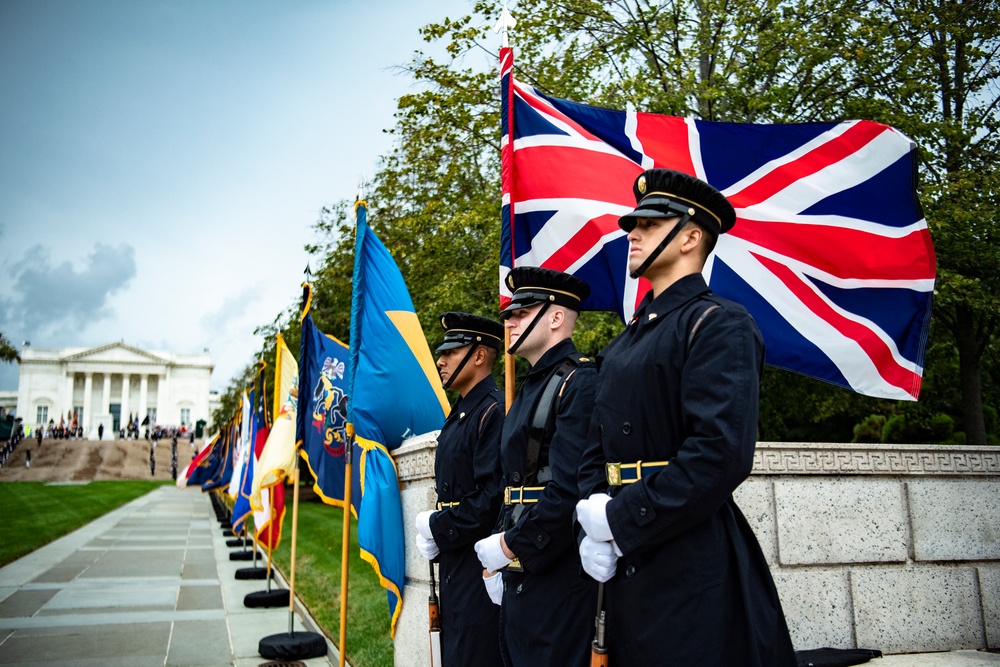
(348, 201, 450, 637)
(297, 311, 360, 512)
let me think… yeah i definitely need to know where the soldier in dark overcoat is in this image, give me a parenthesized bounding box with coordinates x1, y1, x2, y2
(475, 267, 600, 667)
(575, 168, 797, 666)
(414, 312, 506, 667)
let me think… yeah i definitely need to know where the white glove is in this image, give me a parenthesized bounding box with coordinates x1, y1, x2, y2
(576, 493, 614, 542)
(475, 533, 513, 573)
(415, 510, 436, 540)
(483, 571, 503, 605)
(415, 533, 439, 560)
(579, 535, 618, 582)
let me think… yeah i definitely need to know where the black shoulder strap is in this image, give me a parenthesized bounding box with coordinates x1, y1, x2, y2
(523, 359, 575, 485)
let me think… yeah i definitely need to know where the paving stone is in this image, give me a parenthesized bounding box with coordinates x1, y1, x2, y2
(176, 585, 223, 611)
(0, 590, 58, 618)
(166, 619, 231, 666)
(0, 622, 170, 665)
(30, 564, 87, 584)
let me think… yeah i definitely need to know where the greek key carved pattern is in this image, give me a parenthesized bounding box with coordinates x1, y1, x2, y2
(394, 433, 439, 482)
(753, 443, 1000, 476)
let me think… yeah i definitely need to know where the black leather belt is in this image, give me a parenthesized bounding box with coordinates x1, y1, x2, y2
(605, 460, 669, 486)
(503, 486, 545, 505)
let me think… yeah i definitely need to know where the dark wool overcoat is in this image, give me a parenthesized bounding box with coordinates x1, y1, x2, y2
(588, 273, 797, 667)
(497, 338, 600, 667)
(429, 375, 505, 667)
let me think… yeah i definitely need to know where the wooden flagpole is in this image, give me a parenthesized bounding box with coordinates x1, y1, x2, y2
(338, 425, 354, 667)
(287, 461, 301, 635)
(504, 331, 515, 413)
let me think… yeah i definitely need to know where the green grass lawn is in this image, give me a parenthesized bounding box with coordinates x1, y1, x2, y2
(265, 495, 394, 667)
(0, 480, 170, 566)
(0, 480, 393, 667)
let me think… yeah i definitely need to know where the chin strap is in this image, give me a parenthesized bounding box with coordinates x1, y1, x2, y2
(507, 301, 552, 355)
(443, 344, 479, 390)
(628, 214, 692, 280)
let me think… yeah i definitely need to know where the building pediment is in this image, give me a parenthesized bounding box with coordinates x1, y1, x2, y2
(63, 342, 168, 365)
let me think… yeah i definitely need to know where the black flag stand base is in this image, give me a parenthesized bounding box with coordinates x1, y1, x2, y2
(258, 631, 326, 661)
(235, 567, 271, 580)
(244, 589, 289, 608)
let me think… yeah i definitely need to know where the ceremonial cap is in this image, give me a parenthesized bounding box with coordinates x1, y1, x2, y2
(435, 312, 504, 353)
(619, 168, 736, 235)
(500, 267, 590, 319)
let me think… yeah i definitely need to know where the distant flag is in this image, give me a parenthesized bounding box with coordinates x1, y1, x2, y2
(185, 433, 221, 489)
(230, 364, 272, 542)
(248, 365, 282, 550)
(232, 383, 259, 536)
(251, 334, 298, 548)
(228, 390, 252, 501)
(202, 419, 236, 492)
(347, 201, 450, 636)
(179, 435, 216, 489)
(296, 312, 360, 512)
(498, 47, 935, 400)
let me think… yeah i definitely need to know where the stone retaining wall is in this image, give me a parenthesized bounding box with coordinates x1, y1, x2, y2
(394, 438, 1000, 664)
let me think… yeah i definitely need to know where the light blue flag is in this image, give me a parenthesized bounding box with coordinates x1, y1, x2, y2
(347, 201, 450, 637)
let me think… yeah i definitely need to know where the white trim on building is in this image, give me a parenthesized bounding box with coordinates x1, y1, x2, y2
(14, 342, 213, 439)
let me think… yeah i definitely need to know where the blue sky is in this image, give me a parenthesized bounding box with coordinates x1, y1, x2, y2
(0, 0, 490, 392)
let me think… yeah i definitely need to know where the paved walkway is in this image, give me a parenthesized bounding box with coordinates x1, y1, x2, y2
(0, 485, 997, 666)
(0, 485, 340, 667)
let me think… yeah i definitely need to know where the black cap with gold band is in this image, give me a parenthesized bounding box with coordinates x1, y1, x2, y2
(500, 266, 590, 319)
(435, 312, 504, 353)
(435, 312, 503, 390)
(500, 267, 590, 355)
(618, 169, 736, 279)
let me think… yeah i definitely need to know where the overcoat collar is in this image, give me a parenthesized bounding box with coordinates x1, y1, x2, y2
(631, 273, 712, 329)
(449, 374, 499, 421)
(524, 337, 578, 379)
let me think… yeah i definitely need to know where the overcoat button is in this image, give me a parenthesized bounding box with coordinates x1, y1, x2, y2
(626, 565, 636, 578)
(512, 472, 521, 483)
(639, 507, 647, 517)
(622, 422, 631, 434)
(516, 583, 523, 594)
(442, 483, 449, 492)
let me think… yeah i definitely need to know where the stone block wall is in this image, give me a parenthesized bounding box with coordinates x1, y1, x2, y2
(737, 443, 1000, 654)
(395, 438, 1000, 664)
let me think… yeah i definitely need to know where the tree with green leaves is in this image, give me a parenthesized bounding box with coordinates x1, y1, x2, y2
(220, 0, 998, 446)
(0, 332, 19, 365)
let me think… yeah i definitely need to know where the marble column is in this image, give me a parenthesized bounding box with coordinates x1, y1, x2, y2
(83, 373, 93, 435)
(102, 374, 111, 438)
(120, 374, 131, 433)
(65, 373, 75, 425)
(138, 374, 148, 430)
(155, 372, 167, 425)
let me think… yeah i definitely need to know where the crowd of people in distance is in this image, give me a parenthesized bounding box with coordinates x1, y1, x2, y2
(1, 417, 25, 467)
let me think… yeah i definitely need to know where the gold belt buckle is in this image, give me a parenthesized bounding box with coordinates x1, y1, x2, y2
(606, 462, 622, 486)
(508, 557, 523, 572)
(504, 486, 512, 505)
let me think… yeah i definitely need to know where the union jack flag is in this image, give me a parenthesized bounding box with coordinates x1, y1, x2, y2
(499, 47, 936, 400)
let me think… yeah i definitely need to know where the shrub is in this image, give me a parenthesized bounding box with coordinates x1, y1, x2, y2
(852, 414, 886, 443)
